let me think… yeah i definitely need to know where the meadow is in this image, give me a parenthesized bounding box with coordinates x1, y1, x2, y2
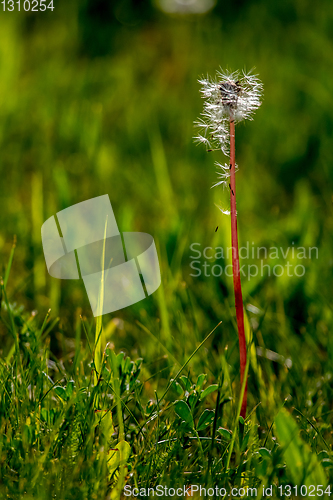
(0, 0, 333, 498)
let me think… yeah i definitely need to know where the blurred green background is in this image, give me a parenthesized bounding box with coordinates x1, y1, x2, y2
(0, 0, 332, 412)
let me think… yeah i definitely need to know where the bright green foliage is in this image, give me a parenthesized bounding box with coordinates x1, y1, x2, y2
(275, 408, 327, 488)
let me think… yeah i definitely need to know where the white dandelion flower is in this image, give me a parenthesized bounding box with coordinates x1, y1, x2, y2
(194, 68, 263, 419)
(194, 68, 263, 154)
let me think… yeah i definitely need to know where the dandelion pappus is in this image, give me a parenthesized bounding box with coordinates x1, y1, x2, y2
(219, 80, 242, 108)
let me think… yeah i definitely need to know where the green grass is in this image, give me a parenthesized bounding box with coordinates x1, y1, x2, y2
(0, 0, 333, 498)
(0, 242, 333, 498)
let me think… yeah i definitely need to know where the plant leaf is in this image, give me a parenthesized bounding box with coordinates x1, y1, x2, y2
(174, 401, 194, 429)
(107, 440, 131, 478)
(218, 427, 232, 440)
(275, 408, 327, 487)
(179, 375, 191, 391)
(200, 384, 218, 400)
(259, 447, 271, 459)
(170, 379, 183, 396)
(66, 380, 75, 398)
(53, 386, 67, 401)
(197, 409, 215, 431)
(94, 409, 114, 438)
(196, 374, 207, 391)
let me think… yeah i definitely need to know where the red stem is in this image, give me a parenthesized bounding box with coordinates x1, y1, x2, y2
(229, 117, 247, 419)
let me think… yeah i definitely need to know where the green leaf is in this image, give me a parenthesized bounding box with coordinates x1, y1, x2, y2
(197, 409, 215, 431)
(218, 427, 232, 440)
(318, 450, 329, 461)
(40, 408, 56, 424)
(240, 431, 250, 452)
(174, 401, 194, 429)
(275, 408, 328, 488)
(196, 374, 207, 391)
(321, 459, 333, 468)
(259, 447, 271, 459)
(123, 356, 131, 374)
(200, 384, 218, 400)
(107, 440, 131, 479)
(179, 376, 191, 391)
(94, 409, 114, 438)
(66, 380, 75, 398)
(116, 352, 125, 367)
(170, 379, 183, 396)
(188, 393, 198, 409)
(53, 386, 67, 401)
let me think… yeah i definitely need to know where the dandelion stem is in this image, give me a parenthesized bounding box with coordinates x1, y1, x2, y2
(229, 116, 247, 418)
(195, 68, 262, 418)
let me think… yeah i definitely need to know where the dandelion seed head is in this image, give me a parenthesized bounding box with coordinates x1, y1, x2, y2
(194, 68, 263, 153)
